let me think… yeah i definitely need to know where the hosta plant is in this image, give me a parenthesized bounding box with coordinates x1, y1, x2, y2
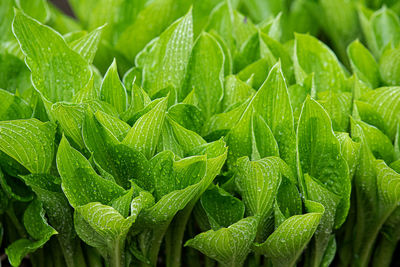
(1, 0, 400, 267)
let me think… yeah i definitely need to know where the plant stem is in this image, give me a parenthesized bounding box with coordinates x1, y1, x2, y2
(108, 239, 125, 267)
(6, 206, 27, 238)
(31, 248, 45, 267)
(84, 245, 103, 267)
(165, 203, 194, 267)
(254, 252, 261, 266)
(353, 211, 393, 267)
(50, 238, 66, 267)
(140, 223, 170, 267)
(371, 235, 396, 267)
(58, 236, 87, 267)
(304, 233, 329, 267)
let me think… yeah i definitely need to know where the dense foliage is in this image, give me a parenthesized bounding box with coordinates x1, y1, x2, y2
(1, 0, 400, 266)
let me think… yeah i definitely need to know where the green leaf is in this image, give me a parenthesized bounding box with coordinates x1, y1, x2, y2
(200, 186, 245, 230)
(336, 132, 360, 180)
(12, 10, 91, 103)
(0, 53, 32, 94)
(100, 59, 128, 114)
(220, 63, 296, 168)
(235, 157, 283, 239)
(46, 3, 82, 34)
(111, 187, 134, 218)
(122, 97, 167, 159)
(154, 152, 203, 195)
(82, 109, 114, 152)
(205, 2, 234, 53)
(316, 0, 359, 64)
(6, 200, 57, 267)
(361, 86, 400, 140)
(185, 216, 259, 267)
(56, 136, 125, 207)
(237, 58, 272, 89)
(347, 40, 380, 88)
(69, 25, 104, 64)
(287, 83, 309, 123)
(304, 174, 341, 266)
(317, 91, 352, 132)
(0, 89, 32, 120)
(73, 75, 99, 103)
(183, 32, 224, 119)
(202, 100, 247, 140)
(297, 97, 350, 228)
(94, 110, 130, 141)
(395, 124, 400, 161)
(240, 0, 281, 23)
(116, 0, 192, 62)
(192, 0, 226, 36)
(234, 32, 260, 73)
(349, 118, 400, 265)
(259, 32, 294, 84)
(0, 1, 15, 43)
(96, 140, 153, 191)
(51, 102, 86, 149)
(253, 62, 297, 171)
(139, 155, 207, 225)
(0, 167, 33, 202)
(0, 119, 56, 173)
(75, 191, 154, 265)
(358, 5, 379, 58)
(321, 236, 337, 267)
(158, 115, 206, 158)
(354, 100, 389, 136)
(379, 47, 400, 86)
(351, 118, 394, 164)
(226, 108, 279, 166)
(371, 6, 400, 53)
(167, 103, 204, 133)
(294, 33, 347, 93)
(16, 0, 50, 24)
(21, 173, 86, 267)
(136, 9, 193, 97)
(83, 109, 129, 155)
(188, 139, 228, 194)
(222, 75, 255, 112)
(75, 203, 134, 242)
(231, 9, 257, 49)
(209, 30, 232, 76)
(276, 176, 302, 218)
(254, 200, 324, 267)
(139, 141, 227, 227)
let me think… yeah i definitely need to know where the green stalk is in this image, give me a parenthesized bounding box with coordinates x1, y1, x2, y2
(50, 238, 66, 267)
(254, 252, 261, 266)
(372, 235, 396, 267)
(58, 236, 87, 267)
(31, 248, 45, 267)
(45, 246, 55, 267)
(4, 215, 18, 243)
(304, 242, 319, 267)
(6, 206, 27, 238)
(108, 238, 125, 267)
(353, 211, 394, 267)
(336, 194, 356, 267)
(139, 222, 170, 267)
(165, 203, 195, 267)
(84, 245, 103, 267)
